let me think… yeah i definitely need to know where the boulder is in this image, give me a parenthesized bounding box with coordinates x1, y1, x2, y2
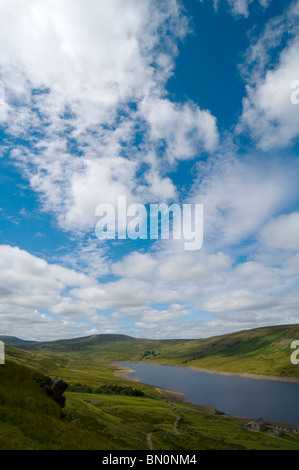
(42, 377, 68, 408)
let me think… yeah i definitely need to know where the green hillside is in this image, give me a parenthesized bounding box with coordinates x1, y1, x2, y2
(1, 343, 299, 450)
(4, 323, 298, 379)
(149, 323, 299, 378)
(0, 351, 120, 450)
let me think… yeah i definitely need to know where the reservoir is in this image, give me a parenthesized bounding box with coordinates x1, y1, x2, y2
(117, 362, 299, 425)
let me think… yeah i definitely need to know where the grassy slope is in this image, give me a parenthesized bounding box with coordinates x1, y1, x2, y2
(7, 323, 299, 379)
(0, 354, 120, 450)
(150, 324, 299, 378)
(1, 344, 299, 450)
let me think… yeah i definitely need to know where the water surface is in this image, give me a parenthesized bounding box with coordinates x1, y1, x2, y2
(118, 362, 299, 425)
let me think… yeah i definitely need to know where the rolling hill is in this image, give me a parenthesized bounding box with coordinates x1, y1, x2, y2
(2, 323, 299, 379)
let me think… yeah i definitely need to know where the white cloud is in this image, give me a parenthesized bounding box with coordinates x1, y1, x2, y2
(190, 151, 297, 247)
(0, 309, 97, 342)
(126, 304, 190, 323)
(155, 251, 230, 284)
(131, 314, 289, 340)
(203, 289, 277, 313)
(56, 239, 110, 279)
(141, 98, 219, 162)
(71, 279, 152, 310)
(0, 0, 218, 234)
(65, 157, 138, 230)
(137, 169, 178, 202)
(0, 244, 119, 340)
(0, 0, 160, 108)
(283, 253, 299, 276)
(227, 0, 254, 17)
(112, 249, 231, 285)
(259, 212, 299, 251)
(212, 0, 271, 17)
(235, 261, 281, 288)
(0, 245, 91, 293)
(237, 2, 299, 149)
(1, 240, 299, 340)
(112, 252, 158, 281)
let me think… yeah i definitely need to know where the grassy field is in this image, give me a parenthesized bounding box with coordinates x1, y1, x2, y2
(1, 334, 299, 450)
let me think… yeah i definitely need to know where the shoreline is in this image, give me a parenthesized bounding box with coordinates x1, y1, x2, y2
(184, 365, 299, 383)
(113, 364, 189, 403)
(113, 361, 299, 384)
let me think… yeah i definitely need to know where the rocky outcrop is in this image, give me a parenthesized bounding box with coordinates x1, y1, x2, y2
(41, 377, 68, 408)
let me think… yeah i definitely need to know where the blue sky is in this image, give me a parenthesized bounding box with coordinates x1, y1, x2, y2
(0, 0, 299, 341)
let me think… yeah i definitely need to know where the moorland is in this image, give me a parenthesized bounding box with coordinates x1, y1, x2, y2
(1, 323, 299, 450)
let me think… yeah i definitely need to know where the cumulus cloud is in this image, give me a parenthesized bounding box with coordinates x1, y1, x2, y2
(112, 249, 231, 285)
(239, 39, 299, 149)
(0, 245, 89, 338)
(198, 258, 299, 331)
(107, 218, 299, 335)
(1, 237, 299, 340)
(0, 0, 218, 233)
(234, 261, 281, 288)
(112, 252, 158, 281)
(117, 304, 190, 323)
(259, 212, 299, 251)
(211, 0, 271, 17)
(203, 289, 278, 313)
(237, 1, 299, 149)
(190, 150, 298, 247)
(141, 98, 219, 162)
(71, 279, 152, 310)
(0, 244, 122, 340)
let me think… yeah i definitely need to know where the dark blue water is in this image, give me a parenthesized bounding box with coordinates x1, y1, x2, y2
(118, 362, 299, 425)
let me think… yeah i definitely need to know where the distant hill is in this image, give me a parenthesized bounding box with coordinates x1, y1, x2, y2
(0, 336, 38, 348)
(2, 323, 299, 379)
(1, 332, 182, 358)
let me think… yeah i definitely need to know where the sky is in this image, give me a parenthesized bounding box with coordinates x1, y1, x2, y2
(0, 0, 299, 341)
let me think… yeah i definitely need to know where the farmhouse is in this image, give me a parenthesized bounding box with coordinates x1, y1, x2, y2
(267, 420, 299, 435)
(250, 418, 267, 432)
(247, 418, 299, 434)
